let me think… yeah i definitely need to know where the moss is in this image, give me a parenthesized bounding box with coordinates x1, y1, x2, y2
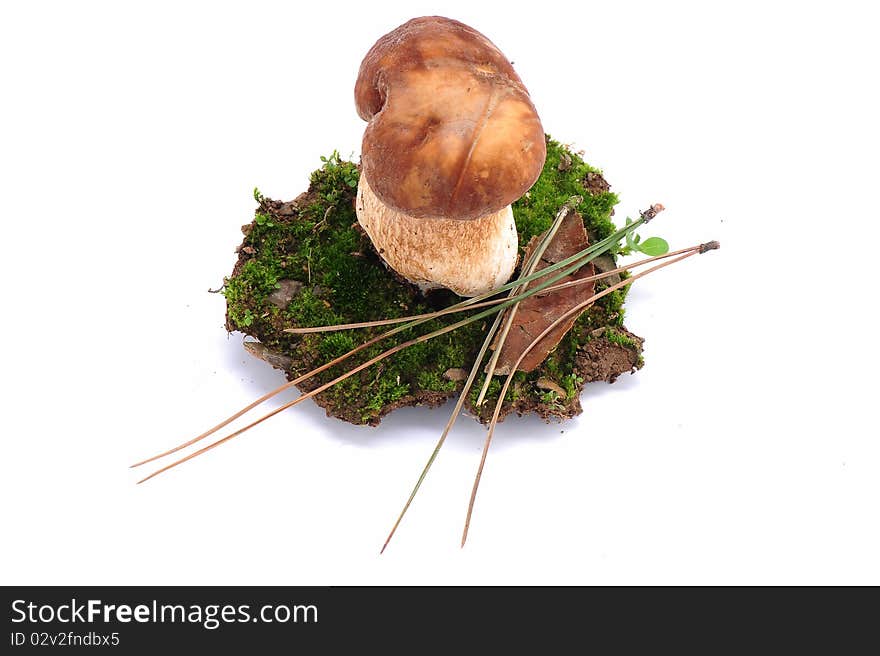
(561, 373, 585, 400)
(417, 370, 456, 393)
(513, 137, 619, 248)
(602, 327, 642, 350)
(224, 138, 643, 425)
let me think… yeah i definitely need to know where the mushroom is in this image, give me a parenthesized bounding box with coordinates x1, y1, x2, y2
(354, 16, 546, 297)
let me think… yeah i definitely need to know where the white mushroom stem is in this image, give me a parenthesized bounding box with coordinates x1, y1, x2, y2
(356, 174, 519, 297)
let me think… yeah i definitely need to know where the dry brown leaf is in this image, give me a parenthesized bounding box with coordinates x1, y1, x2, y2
(492, 211, 596, 374)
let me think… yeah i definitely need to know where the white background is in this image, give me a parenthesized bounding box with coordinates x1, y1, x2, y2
(1, 1, 877, 585)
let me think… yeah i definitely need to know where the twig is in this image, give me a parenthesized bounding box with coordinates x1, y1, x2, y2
(134, 214, 655, 469)
(476, 197, 585, 406)
(380, 197, 579, 553)
(460, 241, 719, 547)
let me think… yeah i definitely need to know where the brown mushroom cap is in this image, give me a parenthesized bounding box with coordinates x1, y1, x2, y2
(355, 16, 546, 221)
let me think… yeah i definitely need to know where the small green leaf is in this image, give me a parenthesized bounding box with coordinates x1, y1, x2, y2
(637, 237, 669, 256)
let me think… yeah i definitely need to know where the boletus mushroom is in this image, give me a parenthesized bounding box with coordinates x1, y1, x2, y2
(354, 16, 546, 297)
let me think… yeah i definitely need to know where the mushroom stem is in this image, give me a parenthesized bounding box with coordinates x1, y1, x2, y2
(356, 173, 519, 297)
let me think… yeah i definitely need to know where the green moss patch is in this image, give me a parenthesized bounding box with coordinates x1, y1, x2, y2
(224, 137, 643, 426)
